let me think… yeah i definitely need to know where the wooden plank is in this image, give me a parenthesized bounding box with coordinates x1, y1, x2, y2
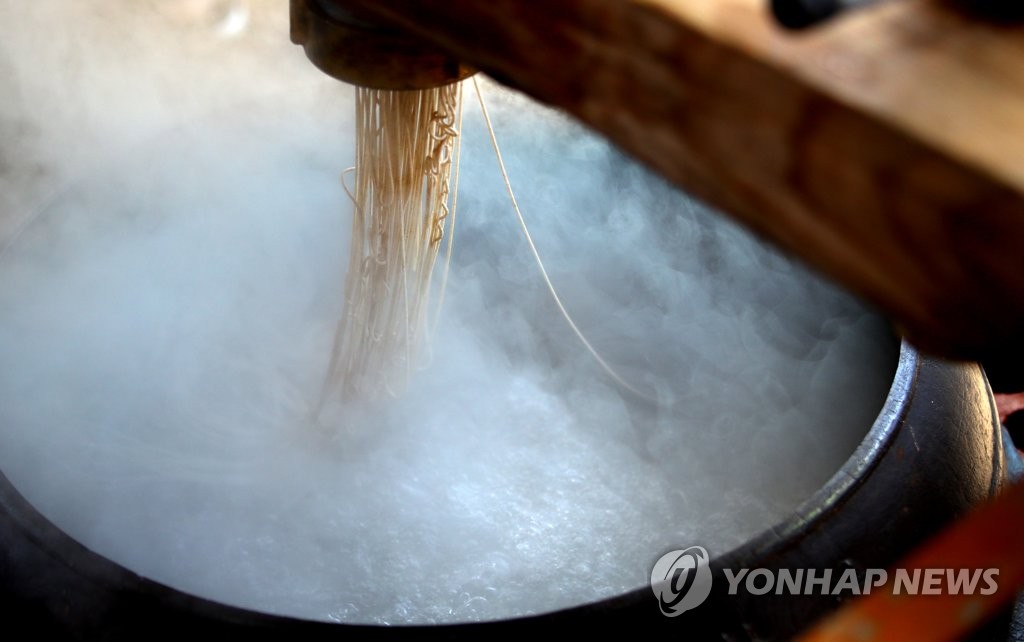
(332, 0, 1024, 361)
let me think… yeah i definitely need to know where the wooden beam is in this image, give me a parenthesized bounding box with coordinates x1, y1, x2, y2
(335, 0, 1024, 361)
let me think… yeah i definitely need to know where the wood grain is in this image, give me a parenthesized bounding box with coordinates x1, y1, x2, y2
(335, 0, 1024, 361)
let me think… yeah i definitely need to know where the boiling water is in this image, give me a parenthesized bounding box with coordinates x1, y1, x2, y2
(0, 79, 895, 623)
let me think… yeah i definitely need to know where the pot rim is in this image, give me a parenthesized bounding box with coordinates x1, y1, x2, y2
(716, 339, 919, 562)
(0, 339, 920, 631)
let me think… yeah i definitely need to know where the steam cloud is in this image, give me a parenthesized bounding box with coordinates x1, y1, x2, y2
(0, 1, 896, 625)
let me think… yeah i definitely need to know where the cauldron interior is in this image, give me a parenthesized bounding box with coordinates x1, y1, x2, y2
(0, 88, 898, 626)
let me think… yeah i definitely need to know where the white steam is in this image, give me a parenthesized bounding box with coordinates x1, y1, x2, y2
(0, 0, 896, 626)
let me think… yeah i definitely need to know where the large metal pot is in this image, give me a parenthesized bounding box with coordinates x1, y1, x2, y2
(0, 343, 1013, 640)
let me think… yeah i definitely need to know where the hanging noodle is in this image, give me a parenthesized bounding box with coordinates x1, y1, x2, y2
(317, 78, 650, 410)
(319, 82, 463, 403)
(469, 77, 654, 404)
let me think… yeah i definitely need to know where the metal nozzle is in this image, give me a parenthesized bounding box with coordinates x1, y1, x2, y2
(290, 0, 475, 90)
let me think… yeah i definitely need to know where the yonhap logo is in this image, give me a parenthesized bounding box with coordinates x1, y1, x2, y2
(650, 546, 713, 616)
(649, 546, 1001, 617)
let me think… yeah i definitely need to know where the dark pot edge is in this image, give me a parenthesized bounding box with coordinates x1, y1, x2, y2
(1, 338, 998, 639)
